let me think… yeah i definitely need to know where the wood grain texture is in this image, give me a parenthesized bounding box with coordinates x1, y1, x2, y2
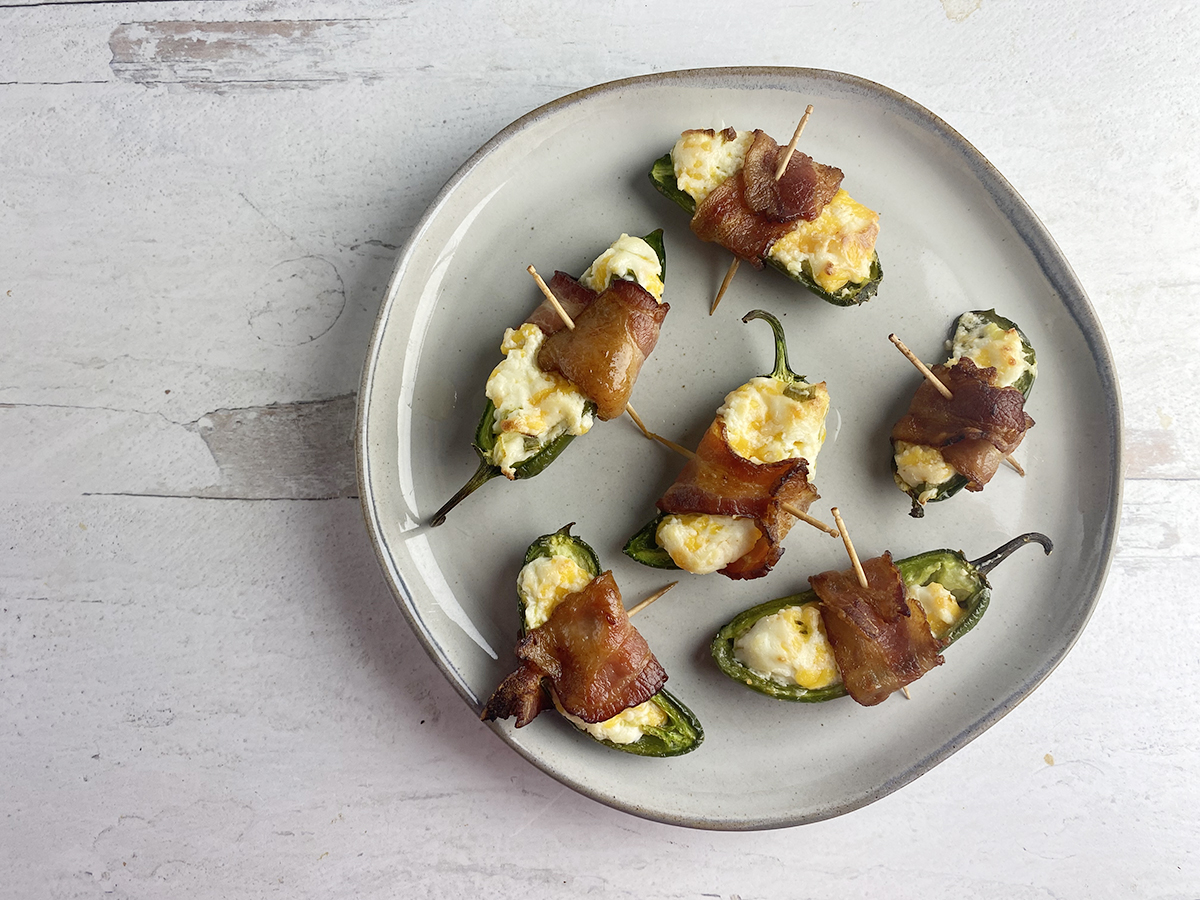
(2, 0, 1199, 895)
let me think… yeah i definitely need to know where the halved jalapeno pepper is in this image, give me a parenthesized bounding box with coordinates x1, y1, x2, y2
(711, 533, 1052, 701)
(648, 154, 882, 307)
(513, 525, 703, 757)
(623, 309, 824, 575)
(892, 309, 1038, 517)
(431, 232, 666, 526)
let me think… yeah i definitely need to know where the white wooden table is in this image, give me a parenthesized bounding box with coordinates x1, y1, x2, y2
(3, 2, 1197, 895)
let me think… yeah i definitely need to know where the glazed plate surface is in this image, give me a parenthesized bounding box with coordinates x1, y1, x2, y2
(357, 68, 1120, 829)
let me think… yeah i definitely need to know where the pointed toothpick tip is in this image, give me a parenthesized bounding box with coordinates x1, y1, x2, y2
(774, 103, 815, 181)
(889, 332, 953, 400)
(627, 581, 678, 617)
(710, 257, 740, 315)
(528, 264, 575, 331)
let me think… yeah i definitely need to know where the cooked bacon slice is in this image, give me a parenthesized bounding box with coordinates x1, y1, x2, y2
(690, 171, 793, 267)
(524, 271, 597, 336)
(742, 130, 844, 223)
(537, 278, 669, 420)
(891, 357, 1034, 491)
(657, 420, 819, 580)
(481, 571, 667, 726)
(812, 553, 944, 706)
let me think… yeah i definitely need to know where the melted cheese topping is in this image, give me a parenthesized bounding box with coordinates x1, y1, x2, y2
(485, 323, 594, 478)
(671, 128, 755, 204)
(733, 603, 841, 690)
(768, 190, 880, 292)
(908, 580, 964, 641)
(947, 312, 1036, 389)
(717, 377, 829, 471)
(893, 439, 956, 498)
(579, 233, 664, 302)
(656, 513, 762, 575)
(518, 555, 594, 632)
(670, 130, 879, 292)
(555, 694, 669, 745)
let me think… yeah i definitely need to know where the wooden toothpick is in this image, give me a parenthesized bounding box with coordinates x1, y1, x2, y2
(890, 332, 1025, 476)
(527, 265, 574, 331)
(625, 404, 697, 459)
(709, 257, 740, 316)
(782, 503, 839, 538)
(774, 104, 815, 181)
(626, 581, 677, 618)
(830, 507, 869, 590)
(888, 333, 953, 400)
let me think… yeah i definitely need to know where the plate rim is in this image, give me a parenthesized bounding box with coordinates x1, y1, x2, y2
(355, 66, 1123, 830)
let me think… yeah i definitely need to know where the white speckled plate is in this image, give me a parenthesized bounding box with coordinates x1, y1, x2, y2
(356, 68, 1121, 830)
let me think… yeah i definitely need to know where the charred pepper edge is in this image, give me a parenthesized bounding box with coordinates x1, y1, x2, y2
(648, 152, 882, 307)
(893, 309, 1038, 518)
(513, 524, 704, 757)
(709, 533, 1052, 702)
(430, 232, 667, 527)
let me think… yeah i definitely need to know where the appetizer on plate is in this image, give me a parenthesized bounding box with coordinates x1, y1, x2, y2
(649, 127, 882, 305)
(711, 533, 1053, 704)
(624, 310, 828, 580)
(891, 310, 1037, 518)
(431, 232, 669, 526)
(482, 525, 703, 756)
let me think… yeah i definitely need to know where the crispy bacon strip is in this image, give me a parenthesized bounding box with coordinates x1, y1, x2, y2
(891, 357, 1034, 491)
(690, 172, 793, 267)
(657, 420, 819, 580)
(742, 130, 844, 223)
(524, 271, 597, 336)
(537, 278, 669, 420)
(812, 553, 944, 706)
(689, 129, 844, 265)
(481, 571, 667, 726)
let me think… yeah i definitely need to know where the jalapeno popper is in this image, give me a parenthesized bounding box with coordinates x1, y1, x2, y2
(711, 533, 1052, 704)
(891, 310, 1037, 518)
(482, 525, 703, 756)
(649, 128, 882, 306)
(431, 232, 669, 526)
(624, 310, 827, 580)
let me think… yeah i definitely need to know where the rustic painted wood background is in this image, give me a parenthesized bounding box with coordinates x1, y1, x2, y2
(3, 1, 1197, 896)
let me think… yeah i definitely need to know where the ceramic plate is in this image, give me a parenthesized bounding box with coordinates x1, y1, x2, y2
(356, 68, 1121, 830)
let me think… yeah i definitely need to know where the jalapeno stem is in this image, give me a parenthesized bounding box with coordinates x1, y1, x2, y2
(430, 460, 499, 527)
(969, 532, 1053, 575)
(743, 309, 805, 383)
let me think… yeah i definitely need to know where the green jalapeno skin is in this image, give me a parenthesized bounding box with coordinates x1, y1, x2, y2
(710, 533, 1052, 702)
(894, 309, 1038, 518)
(648, 153, 882, 307)
(622, 309, 809, 570)
(431, 232, 667, 527)
(515, 524, 704, 757)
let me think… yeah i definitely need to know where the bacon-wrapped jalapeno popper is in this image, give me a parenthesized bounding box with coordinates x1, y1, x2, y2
(482, 525, 703, 757)
(650, 128, 882, 306)
(711, 533, 1052, 704)
(432, 232, 669, 525)
(624, 310, 827, 580)
(891, 310, 1037, 518)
